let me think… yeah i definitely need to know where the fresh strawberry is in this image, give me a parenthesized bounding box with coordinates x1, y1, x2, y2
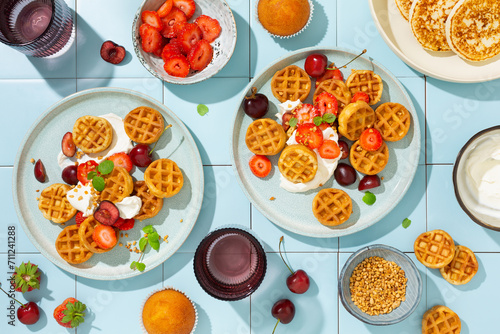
(173, 21, 187, 39)
(161, 42, 182, 62)
(77, 160, 98, 185)
(249, 155, 272, 178)
(114, 218, 135, 231)
(157, 0, 173, 18)
(61, 132, 76, 157)
(153, 38, 167, 58)
(107, 152, 133, 172)
(53, 298, 86, 328)
(11, 262, 41, 293)
(160, 7, 187, 39)
(315, 92, 339, 116)
(75, 212, 86, 226)
(293, 103, 319, 124)
(359, 128, 383, 151)
(295, 123, 324, 150)
(187, 39, 213, 71)
(139, 23, 149, 36)
(195, 15, 221, 43)
(92, 225, 118, 249)
(318, 140, 341, 159)
(163, 54, 190, 77)
(178, 23, 203, 54)
(141, 11, 164, 30)
(351, 91, 370, 104)
(316, 63, 344, 87)
(172, 0, 196, 19)
(140, 24, 163, 54)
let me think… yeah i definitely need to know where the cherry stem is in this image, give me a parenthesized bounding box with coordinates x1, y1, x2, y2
(326, 49, 367, 71)
(278, 236, 294, 275)
(0, 285, 24, 307)
(149, 124, 173, 156)
(245, 87, 257, 100)
(271, 318, 281, 334)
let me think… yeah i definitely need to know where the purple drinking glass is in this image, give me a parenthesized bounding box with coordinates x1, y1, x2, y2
(194, 227, 267, 301)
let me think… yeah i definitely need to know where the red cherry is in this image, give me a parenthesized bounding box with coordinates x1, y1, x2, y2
(271, 299, 295, 333)
(286, 269, 310, 294)
(34, 159, 46, 183)
(17, 301, 40, 325)
(129, 144, 153, 167)
(304, 53, 328, 78)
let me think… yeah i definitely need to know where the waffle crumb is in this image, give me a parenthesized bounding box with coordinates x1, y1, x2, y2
(132, 241, 137, 246)
(30, 158, 35, 164)
(125, 233, 129, 238)
(269, 197, 276, 201)
(180, 219, 183, 223)
(119, 243, 123, 247)
(121, 233, 124, 238)
(164, 235, 169, 243)
(381, 176, 384, 180)
(129, 249, 132, 252)
(61, 223, 65, 226)
(36, 197, 39, 201)
(36, 189, 40, 192)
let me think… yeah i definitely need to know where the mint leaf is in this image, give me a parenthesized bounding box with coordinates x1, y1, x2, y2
(313, 116, 323, 126)
(98, 160, 114, 175)
(130, 261, 137, 270)
(148, 232, 160, 251)
(288, 117, 298, 128)
(92, 176, 105, 192)
(362, 191, 376, 205)
(402, 218, 412, 229)
(136, 262, 146, 272)
(87, 171, 97, 180)
(142, 225, 154, 234)
(139, 237, 148, 252)
(197, 104, 209, 116)
(323, 113, 336, 123)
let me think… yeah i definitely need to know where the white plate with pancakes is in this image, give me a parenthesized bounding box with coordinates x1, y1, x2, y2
(369, 0, 500, 83)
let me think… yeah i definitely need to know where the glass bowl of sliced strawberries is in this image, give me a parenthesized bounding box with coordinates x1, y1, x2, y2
(133, 0, 237, 84)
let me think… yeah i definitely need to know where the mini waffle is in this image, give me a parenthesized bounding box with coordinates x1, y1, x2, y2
(312, 188, 352, 226)
(245, 118, 287, 155)
(55, 225, 93, 264)
(123, 106, 165, 144)
(414, 230, 455, 269)
(345, 70, 383, 105)
(349, 140, 389, 175)
(133, 181, 163, 221)
(99, 166, 134, 203)
(337, 101, 376, 141)
(440, 245, 478, 285)
(396, 0, 414, 20)
(374, 102, 411, 142)
(278, 144, 318, 183)
(144, 158, 184, 198)
(271, 65, 311, 103)
(72, 115, 113, 154)
(38, 183, 77, 224)
(78, 216, 115, 254)
(422, 305, 461, 334)
(313, 79, 352, 111)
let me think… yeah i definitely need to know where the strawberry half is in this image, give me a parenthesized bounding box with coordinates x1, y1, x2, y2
(187, 39, 213, 71)
(75, 212, 86, 226)
(315, 92, 339, 116)
(11, 262, 41, 293)
(316, 62, 344, 87)
(172, 0, 196, 20)
(178, 23, 202, 54)
(140, 24, 164, 54)
(249, 155, 272, 178)
(293, 103, 319, 124)
(160, 7, 187, 38)
(92, 225, 118, 249)
(195, 15, 221, 43)
(53, 298, 86, 328)
(114, 218, 135, 231)
(157, 0, 173, 18)
(141, 11, 164, 30)
(163, 54, 190, 77)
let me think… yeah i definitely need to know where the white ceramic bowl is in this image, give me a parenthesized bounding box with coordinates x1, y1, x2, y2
(132, 0, 237, 84)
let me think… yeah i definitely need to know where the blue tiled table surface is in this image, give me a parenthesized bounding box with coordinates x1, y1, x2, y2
(1, 0, 500, 333)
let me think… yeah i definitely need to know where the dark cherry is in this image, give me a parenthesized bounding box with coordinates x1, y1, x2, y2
(271, 299, 295, 332)
(243, 87, 269, 118)
(61, 165, 79, 185)
(278, 236, 310, 294)
(93, 200, 120, 226)
(334, 163, 357, 186)
(129, 144, 153, 167)
(34, 159, 46, 183)
(17, 302, 40, 325)
(61, 132, 76, 157)
(358, 175, 381, 191)
(281, 111, 293, 132)
(100, 40, 126, 64)
(338, 140, 349, 159)
(304, 53, 328, 78)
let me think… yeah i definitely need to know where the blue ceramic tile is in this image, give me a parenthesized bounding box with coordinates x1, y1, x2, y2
(0, 79, 76, 166)
(164, 253, 251, 334)
(251, 252, 337, 333)
(426, 78, 500, 164)
(77, 77, 163, 102)
(427, 165, 500, 252)
(163, 77, 248, 165)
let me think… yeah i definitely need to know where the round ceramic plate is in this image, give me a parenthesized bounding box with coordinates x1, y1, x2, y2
(230, 47, 421, 238)
(369, 0, 500, 83)
(13, 88, 204, 280)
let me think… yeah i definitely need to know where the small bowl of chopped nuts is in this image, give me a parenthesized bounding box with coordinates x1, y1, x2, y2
(339, 244, 422, 325)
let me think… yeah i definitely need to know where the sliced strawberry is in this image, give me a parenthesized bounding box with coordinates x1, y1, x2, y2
(107, 152, 133, 172)
(139, 23, 149, 36)
(315, 92, 339, 116)
(161, 42, 182, 62)
(318, 140, 341, 159)
(295, 123, 324, 150)
(115, 218, 135, 231)
(172, 0, 195, 19)
(77, 160, 98, 185)
(249, 155, 272, 178)
(187, 39, 213, 71)
(141, 11, 164, 30)
(61, 132, 76, 157)
(173, 21, 187, 39)
(316, 63, 344, 87)
(359, 128, 383, 151)
(160, 7, 187, 38)
(163, 54, 190, 77)
(195, 15, 221, 43)
(153, 38, 167, 58)
(351, 91, 370, 104)
(140, 24, 164, 54)
(75, 212, 85, 226)
(178, 23, 203, 54)
(92, 225, 118, 249)
(157, 0, 173, 18)
(293, 103, 319, 124)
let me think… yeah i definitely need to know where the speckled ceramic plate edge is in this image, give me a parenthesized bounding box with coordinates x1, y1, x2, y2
(12, 87, 204, 280)
(230, 46, 421, 238)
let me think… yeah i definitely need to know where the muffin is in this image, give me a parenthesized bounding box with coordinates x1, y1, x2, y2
(141, 289, 197, 334)
(257, 0, 312, 37)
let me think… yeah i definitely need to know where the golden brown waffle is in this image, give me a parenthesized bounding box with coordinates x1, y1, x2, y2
(78, 216, 115, 254)
(374, 102, 411, 142)
(349, 141, 389, 175)
(345, 70, 383, 105)
(409, 0, 459, 51)
(337, 101, 376, 141)
(313, 79, 352, 111)
(312, 188, 352, 226)
(55, 225, 93, 264)
(133, 181, 163, 221)
(144, 159, 184, 198)
(414, 230, 455, 269)
(245, 118, 287, 155)
(395, 0, 414, 20)
(440, 245, 478, 285)
(422, 305, 461, 334)
(38, 183, 77, 224)
(99, 166, 134, 203)
(124, 106, 165, 144)
(72, 116, 113, 154)
(271, 65, 311, 103)
(446, 0, 500, 61)
(278, 144, 318, 183)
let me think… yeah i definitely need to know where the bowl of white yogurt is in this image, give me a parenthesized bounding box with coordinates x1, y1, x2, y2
(453, 126, 500, 231)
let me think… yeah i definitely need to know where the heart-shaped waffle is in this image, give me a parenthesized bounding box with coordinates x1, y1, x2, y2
(72, 115, 113, 154)
(414, 230, 455, 269)
(55, 225, 93, 264)
(349, 140, 389, 175)
(312, 188, 352, 226)
(99, 166, 134, 203)
(338, 101, 376, 141)
(345, 70, 383, 105)
(271, 65, 311, 103)
(133, 181, 164, 221)
(245, 118, 287, 155)
(278, 144, 318, 183)
(440, 245, 478, 285)
(144, 158, 184, 198)
(124, 106, 165, 144)
(313, 79, 352, 112)
(38, 183, 77, 224)
(422, 305, 461, 334)
(374, 102, 411, 142)
(78, 216, 115, 254)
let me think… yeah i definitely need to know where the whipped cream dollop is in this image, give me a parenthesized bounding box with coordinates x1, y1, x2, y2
(67, 182, 96, 217)
(115, 196, 142, 219)
(276, 100, 301, 121)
